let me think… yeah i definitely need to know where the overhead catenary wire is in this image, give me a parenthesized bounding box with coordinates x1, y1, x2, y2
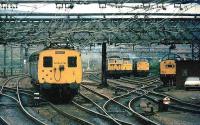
(0, 1, 199, 48)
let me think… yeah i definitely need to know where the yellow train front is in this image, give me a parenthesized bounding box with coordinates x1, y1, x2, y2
(29, 48, 82, 98)
(160, 59, 176, 86)
(121, 58, 133, 77)
(134, 60, 149, 77)
(107, 56, 132, 78)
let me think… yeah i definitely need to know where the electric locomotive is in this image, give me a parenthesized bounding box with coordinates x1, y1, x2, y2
(134, 59, 150, 77)
(122, 58, 133, 77)
(159, 54, 181, 86)
(29, 48, 82, 98)
(107, 56, 133, 78)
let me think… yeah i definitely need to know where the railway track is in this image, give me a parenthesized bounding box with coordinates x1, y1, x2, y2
(122, 75, 159, 82)
(1, 74, 199, 125)
(0, 76, 47, 125)
(113, 75, 200, 117)
(1, 76, 93, 125)
(72, 95, 121, 125)
(87, 73, 200, 124)
(146, 92, 200, 114)
(113, 75, 200, 114)
(0, 116, 9, 125)
(89, 74, 136, 91)
(1, 76, 123, 125)
(90, 74, 200, 113)
(117, 76, 160, 87)
(2, 85, 95, 125)
(81, 83, 159, 125)
(79, 86, 136, 125)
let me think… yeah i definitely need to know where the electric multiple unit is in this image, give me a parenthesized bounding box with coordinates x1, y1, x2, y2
(29, 48, 82, 98)
(107, 56, 133, 78)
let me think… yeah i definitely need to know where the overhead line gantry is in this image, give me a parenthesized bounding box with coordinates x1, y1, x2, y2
(0, 0, 200, 4)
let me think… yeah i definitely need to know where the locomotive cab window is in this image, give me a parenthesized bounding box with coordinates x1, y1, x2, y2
(68, 57, 77, 67)
(43, 56, 53, 67)
(166, 64, 174, 68)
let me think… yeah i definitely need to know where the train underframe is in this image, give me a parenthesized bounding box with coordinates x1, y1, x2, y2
(160, 74, 176, 86)
(134, 70, 149, 77)
(31, 80, 79, 101)
(107, 70, 132, 79)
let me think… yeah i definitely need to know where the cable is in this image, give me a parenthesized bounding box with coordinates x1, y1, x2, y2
(54, 68, 62, 82)
(0, 1, 199, 47)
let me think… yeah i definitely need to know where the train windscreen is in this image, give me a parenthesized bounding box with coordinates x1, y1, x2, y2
(68, 56, 77, 67)
(43, 56, 53, 67)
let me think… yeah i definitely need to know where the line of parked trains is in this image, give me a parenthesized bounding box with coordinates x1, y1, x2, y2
(107, 56, 149, 78)
(28, 48, 178, 100)
(107, 54, 178, 86)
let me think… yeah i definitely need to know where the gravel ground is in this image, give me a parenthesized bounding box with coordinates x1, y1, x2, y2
(132, 97, 200, 125)
(0, 77, 33, 89)
(153, 111, 200, 125)
(1, 76, 200, 125)
(164, 89, 200, 104)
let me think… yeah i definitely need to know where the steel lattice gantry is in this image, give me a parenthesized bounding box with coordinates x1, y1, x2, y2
(192, 41, 200, 60)
(0, 15, 200, 46)
(0, 13, 200, 63)
(0, 12, 200, 83)
(0, 0, 200, 4)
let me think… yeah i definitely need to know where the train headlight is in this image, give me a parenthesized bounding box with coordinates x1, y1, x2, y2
(24, 59, 27, 64)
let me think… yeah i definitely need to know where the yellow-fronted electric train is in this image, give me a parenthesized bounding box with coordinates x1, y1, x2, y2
(134, 59, 149, 76)
(29, 48, 82, 98)
(159, 54, 181, 86)
(107, 56, 133, 78)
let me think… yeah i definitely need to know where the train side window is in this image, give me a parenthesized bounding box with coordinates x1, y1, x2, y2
(68, 57, 77, 67)
(43, 56, 53, 67)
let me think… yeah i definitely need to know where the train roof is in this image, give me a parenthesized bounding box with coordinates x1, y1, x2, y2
(132, 58, 148, 62)
(29, 48, 78, 61)
(161, 53, 182, 61)
(108, 56, 121, 58)
(122, 57, 130, 59)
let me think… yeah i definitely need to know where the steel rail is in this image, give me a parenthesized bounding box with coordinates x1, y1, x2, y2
(81, 84, 160, 125)
(72, 100, 123, 125)
(17, 77, 47, 125)
(4, 84, 95, 125)
(77, 93, 132, 125)
(144, 94, 200, 114)
(123, 77, 200, 114)
(0, 114, 9, 125)
(151, 90, 200, 108)
(48, 102, 95, 125)
(0, 76, 47, 125)
(1, 77, 109, 125)
(88, 74, 131, 92)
